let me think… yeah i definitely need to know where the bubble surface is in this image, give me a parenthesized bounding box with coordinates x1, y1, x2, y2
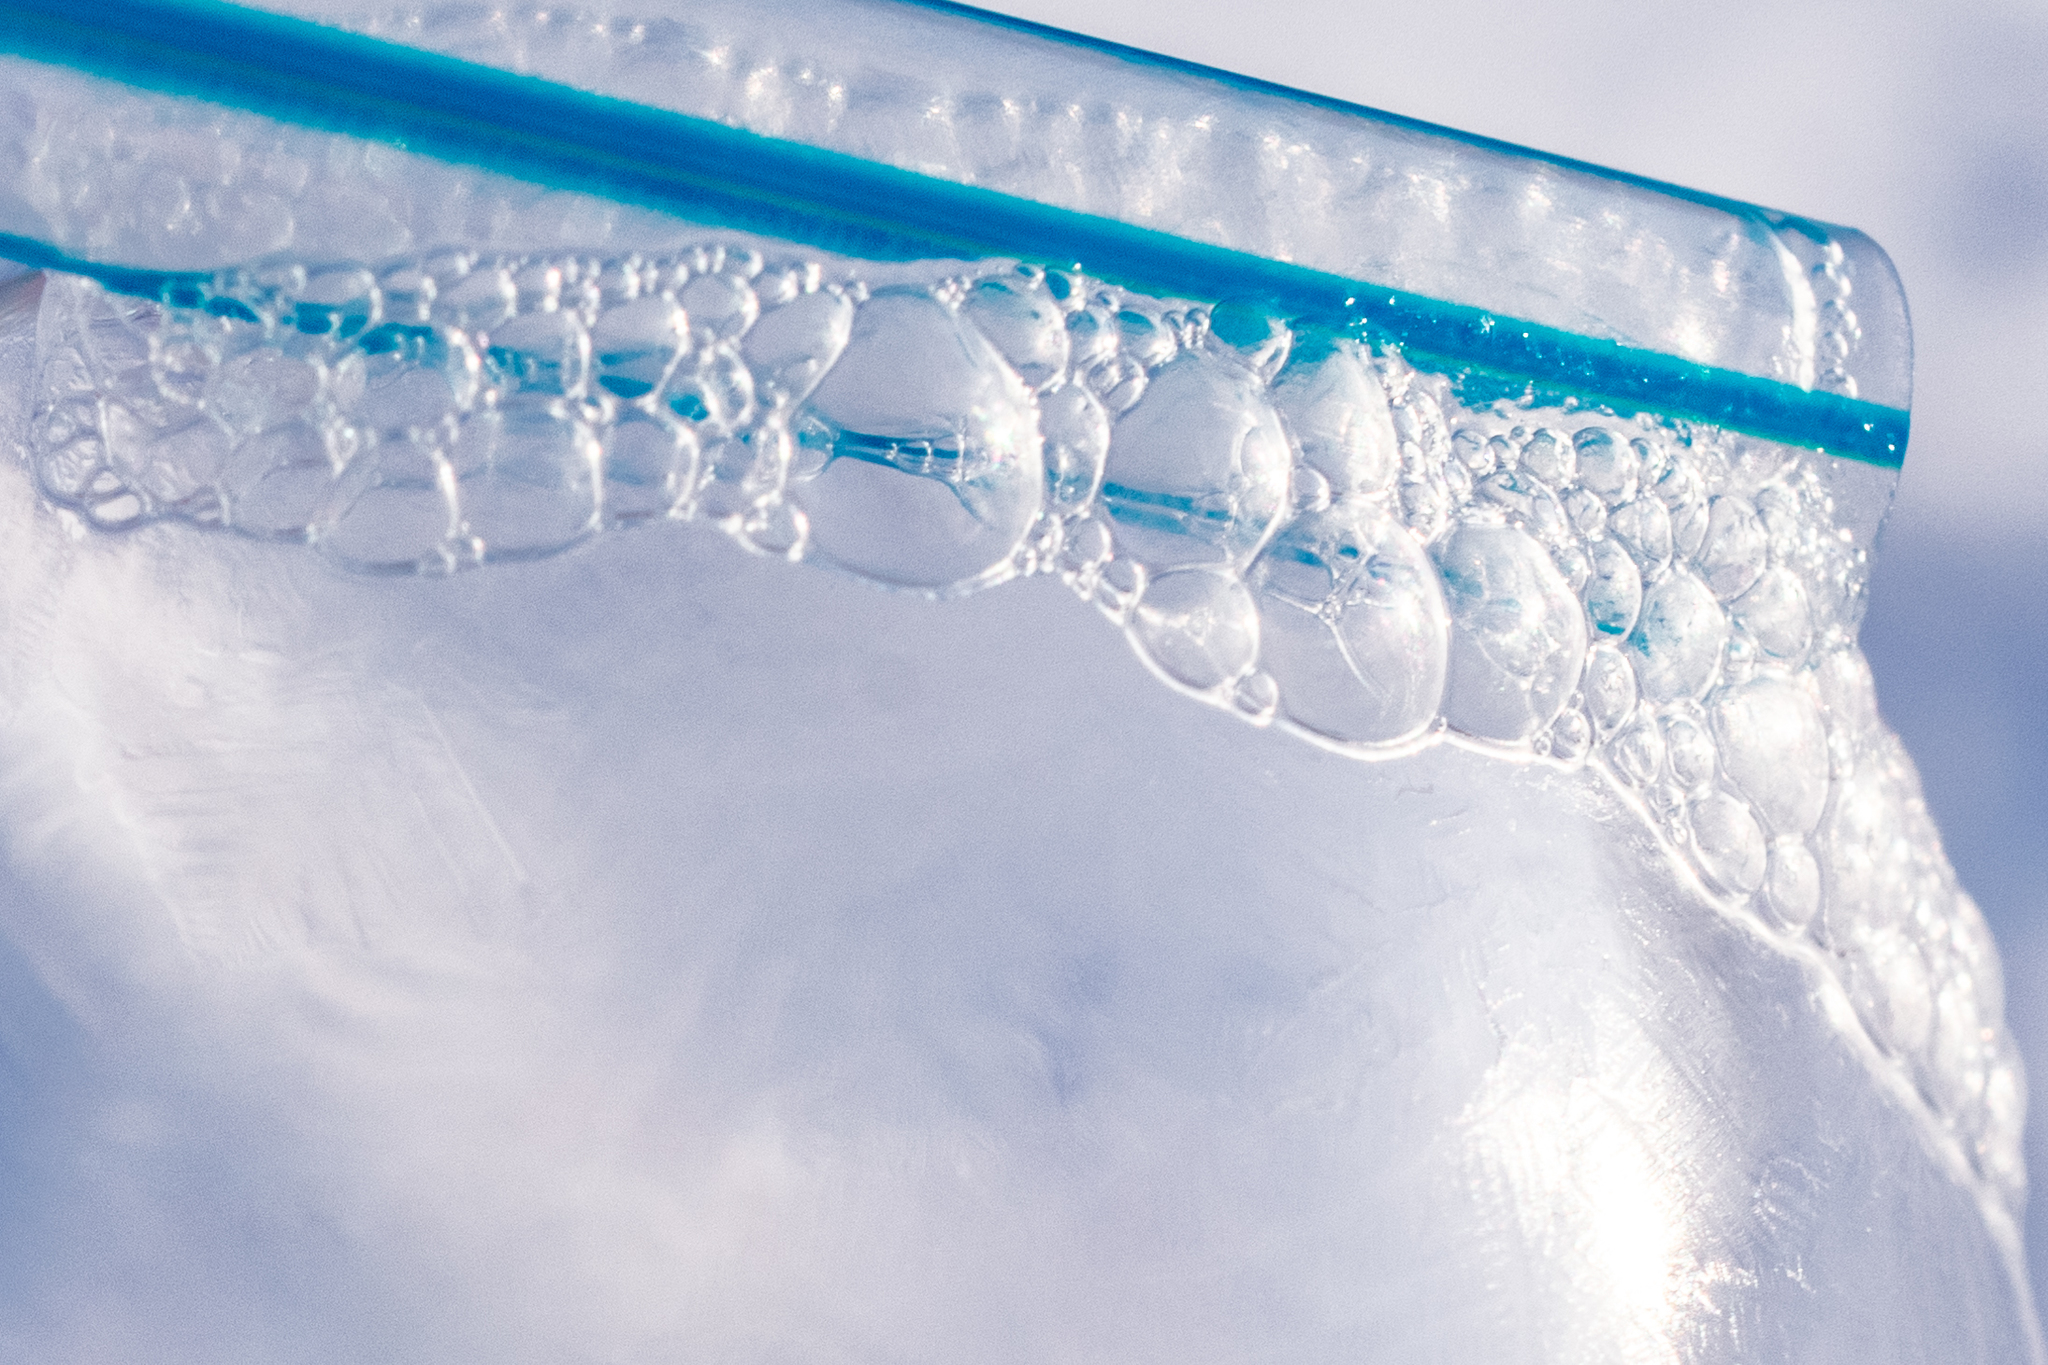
(1628, 571, 1727, 703)
(1436, 524, 1587, 742)
(1250, 502, 1447, 745)
(1128, 566, 1260, 693)
(797, 290, 1043, 590)
(1100, 351, 1290, 571)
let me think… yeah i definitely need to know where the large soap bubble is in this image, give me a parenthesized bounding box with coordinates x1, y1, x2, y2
(1249, 502, 1447, 745)
(793, 290, 1043, 593)
(1436, 523, 1588, 742)
(1099, 351, 1290, 571)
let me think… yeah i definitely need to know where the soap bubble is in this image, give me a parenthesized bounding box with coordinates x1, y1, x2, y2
(1249, 502, 1448, 745)
(1655, 458, 1711, 560)
(1271, 337, 1397, 498)
(1928, 973, 1993, 1118)
(1065, 304, 1118, 373)
(961, 276, 1070, 390)
(485, 308, 590, 398)
(318, 432, 455, 572)
(351, 346, 471, 432)
(1690, 791, 1767, 895)
(1562, 485, 1608, 537)
(449, 401, 601, 561)
(1581, 537, 1642, 638)
(1732, 565, 1814, 662)
(1039, 383, 1110, 512)
(1206, 298, 1292, 378)
(1764, 839, 1823, 931)
(1845, 925, 1935, 1059)
(1711, 674, 1830, 835)
(679, 269, 759, 344)
(1475, 468, 1568, 542)
(1627, 570, 1725, 703)
(1518, 427, 1575, 486)
(1696, 494, 1769, 601)
(1127, 566, 1260, 693)
(600, 412, 697, 526)
(296, 266, 378, 341)
(590, 294, 687, 401)
(1583, 644, 1638, 733)
(222, 419, 332, 538)
(436, 264, 517, 331)
(1435, 523, 1587, 742)
(209, 347, 321, 437)
(742, 287, 853, 408)
(1611, 712, 1667, 786)
(1100, 351, 1291, 571)
(696, 425, 788, 524)
(1114, 306, 1177, 369)
(1662, 710, 1717, 789)
(1573, 427, 1638, 505)
(1547, 706, 1593, 762)
(794, 290, 1043, 592)
(1609, 493, 1674, 571)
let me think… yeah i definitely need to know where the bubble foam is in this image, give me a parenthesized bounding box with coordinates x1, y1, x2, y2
(26, 243, 2019, 1215)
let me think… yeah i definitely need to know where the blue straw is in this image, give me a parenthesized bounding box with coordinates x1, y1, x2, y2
(0, 0, 1907, 466)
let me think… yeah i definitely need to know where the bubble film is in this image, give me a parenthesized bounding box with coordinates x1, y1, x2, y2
(25, 243, 2021, 1223)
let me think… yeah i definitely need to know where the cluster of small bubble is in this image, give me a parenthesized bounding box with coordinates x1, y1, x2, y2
(26, 246, 2018, 1208)
(1810, 238, 1865, 399)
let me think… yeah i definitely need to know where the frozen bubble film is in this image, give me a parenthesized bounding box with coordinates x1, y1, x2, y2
(1127, 565, 1261, 694)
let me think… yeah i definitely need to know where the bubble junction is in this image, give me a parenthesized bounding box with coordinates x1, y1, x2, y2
(27, 245, 2020, 1215)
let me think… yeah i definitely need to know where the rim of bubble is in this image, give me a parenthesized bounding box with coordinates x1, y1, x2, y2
(0, 0, 1909, 467)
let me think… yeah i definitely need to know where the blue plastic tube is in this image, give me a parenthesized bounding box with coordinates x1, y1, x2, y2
(0, 0, 1909, 465)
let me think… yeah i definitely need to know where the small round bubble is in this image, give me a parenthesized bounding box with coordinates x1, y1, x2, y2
(1697, 495, 1769, 601)
(1732, 566, 1814, 661)
(1764, 839, 1823, 932)
(1581, 537, 1642, 638)
(1711, 675, 1829, 835)
(1661, 711, 1717, 789)
(961, 276, 1070, 390)
(1609, 494, 1673, 571)
(1573, 427, 1638, 505)
(1518, 428, 1574, 486)
(1128, 566, 1260, 693)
